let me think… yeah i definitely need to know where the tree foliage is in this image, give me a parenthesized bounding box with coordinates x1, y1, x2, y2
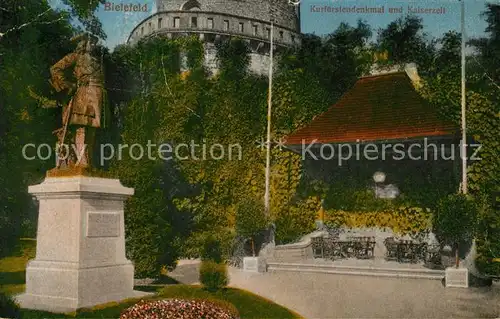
(433, 194, 478, 267)
(0, 0, 75, 257)
(235, 198, 268, 256)
(375, 15, 436, 71)
(418, 4, 500, 275)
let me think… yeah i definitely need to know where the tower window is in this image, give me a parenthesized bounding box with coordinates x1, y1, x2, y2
(279, 31, 284, 39)
(253, 25, 258, 36)
(158, 18, 163, 28)
(149, 22, 152, 31)
(239, 22, 244, 33)
(191, 16, 197, 27)
(141, 26, 144, 35)
(291, 34, 295, 43)
(266, 28, 270, 38)
(223, 20, 229, 31)
(174, 17, 180, 28)
(207, 18, 213, 29)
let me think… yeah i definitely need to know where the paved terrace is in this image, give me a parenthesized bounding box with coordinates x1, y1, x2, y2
(169, 260, 500, 319)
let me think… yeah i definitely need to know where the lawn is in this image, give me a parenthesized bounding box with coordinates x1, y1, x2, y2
(0, 239, 301, 319)
(0, 238, 36, 296)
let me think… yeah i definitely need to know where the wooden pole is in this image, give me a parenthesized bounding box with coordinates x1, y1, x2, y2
(264, 18, 274, 216)
(460, 0, 467, 195)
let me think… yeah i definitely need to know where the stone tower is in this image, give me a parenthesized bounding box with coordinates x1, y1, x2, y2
(127, 0, 301, 75)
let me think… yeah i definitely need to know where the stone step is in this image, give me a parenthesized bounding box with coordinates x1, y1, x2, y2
(267, 262, 445, 280)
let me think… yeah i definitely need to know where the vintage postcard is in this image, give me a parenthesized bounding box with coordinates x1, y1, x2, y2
(0, 0, 499, 318)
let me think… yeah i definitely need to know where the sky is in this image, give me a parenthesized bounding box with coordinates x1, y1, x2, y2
(48, 0, 496, 50)
(301, 0, 491, 39)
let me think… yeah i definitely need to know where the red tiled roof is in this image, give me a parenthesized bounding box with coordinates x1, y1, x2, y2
(284, 72, 458, 145)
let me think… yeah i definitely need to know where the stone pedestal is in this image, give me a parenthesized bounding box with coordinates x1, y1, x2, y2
(445, 267, 469, 288)
(16, 176, 150, 313)
(243, 257, 267, 273)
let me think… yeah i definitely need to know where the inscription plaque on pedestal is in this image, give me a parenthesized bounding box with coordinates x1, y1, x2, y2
(87, 212, 120, 238)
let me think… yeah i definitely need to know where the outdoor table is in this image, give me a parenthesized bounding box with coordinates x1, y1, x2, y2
(349, 236, 375, 259)
(334, 236, 375, 259)
(324, 237, 346, 260)
(384, 238, 426, 263)
(397, 240, 420, 263)
(317, 235, 377, 260)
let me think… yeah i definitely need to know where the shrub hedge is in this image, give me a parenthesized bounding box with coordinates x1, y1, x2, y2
(325, 206, 432, 235)
(0, 292, 20, 319)
(199, 260, 229, 292)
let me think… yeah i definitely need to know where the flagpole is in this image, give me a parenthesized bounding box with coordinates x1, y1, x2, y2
(264, 18, 274, 216)
(460, 0, 467, 194)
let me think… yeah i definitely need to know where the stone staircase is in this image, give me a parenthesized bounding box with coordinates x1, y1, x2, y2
(267, 261, 445, 280)
(270, 241, 313, 262)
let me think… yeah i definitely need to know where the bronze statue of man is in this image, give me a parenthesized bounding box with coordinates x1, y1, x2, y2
(49, 33, 104, 168)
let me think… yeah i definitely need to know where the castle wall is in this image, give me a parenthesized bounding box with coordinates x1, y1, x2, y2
(156, 0, 299, 31)
(129, 0, 299, 76)
(202, 43, 271, 76)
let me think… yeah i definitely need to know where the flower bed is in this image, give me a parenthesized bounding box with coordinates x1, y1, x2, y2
(120, 298, 239, 319)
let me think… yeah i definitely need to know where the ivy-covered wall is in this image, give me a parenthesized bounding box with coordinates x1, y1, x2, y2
(325, 207, 433, 236)
(300, 154, 458, 212)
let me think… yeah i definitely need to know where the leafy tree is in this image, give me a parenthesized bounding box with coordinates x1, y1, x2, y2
(235, 198, 268, 256)
(416, 5, 499, 276)
(466, 3, 500, 275)
(280, 20, 372, 101)
(60, 0, 105, 38)
(108, 39, 191, 277)
(468, 4, 500, 86)
(376, 15, 436, 71)
(432, 31, 461, 75)
(0, 0, 75, 257)
(433, 194, 478, 268)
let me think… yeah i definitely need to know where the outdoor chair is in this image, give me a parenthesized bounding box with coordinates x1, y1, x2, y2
(352, 236, 376, 259)
(365, 237, 376, 259)
(384, 237, 399, 261)
(400, 240, 416, 262)
(424, 243, 442, 268)
(415, 242, 428, 262)
(311, 236, 324, 259)
(324, 237, 343, 260)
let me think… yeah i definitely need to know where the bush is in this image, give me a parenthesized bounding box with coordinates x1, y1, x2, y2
(235, 198, 268, 256)
(472, 191, 500, 276)
(199, 260, 228, 292)
(0, 213, 19, 259)
(201, 234, 224, 263)
(275, 202, 317, 244)
(182, 229, 235, 261)
(433, 193, 478, 267)
(120, 298, 239, 319)
(0, 292, 20, 319)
